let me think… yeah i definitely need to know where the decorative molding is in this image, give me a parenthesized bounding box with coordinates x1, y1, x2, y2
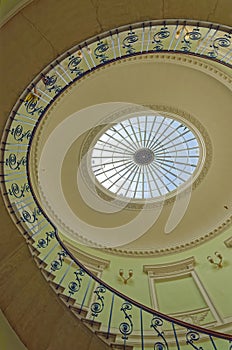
(63, 239, 110, 272)
(224, 236, 232, 247)
(170, 307, 211, 326)
(143, 256, 196, 277)
(79, 105, 210, 210)
(143, 257, 223, 325)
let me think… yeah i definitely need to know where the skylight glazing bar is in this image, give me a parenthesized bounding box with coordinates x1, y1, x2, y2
(147, 116, 166, 149)
(149, 119, 175, 150)
(153, 130, 193, 151)
(133, 167, 142, 198)
(94, 160, 132, 177)
(149, 163, 170, 192)
(137, 116, 143, 147)
(120, 122, 141, 151)
(93, 147, 132, 156)
(144, 165, 154, 195)
(128, 119, 141, 146)
(92, 158, 129, 168)
(145, 116, 157, 147)
(106, 128, 138, 151)
(123, 164, 140, 197)
(115, 164, 139, 195)
(98, 138, 135, 153)
(156, 159, 193, 176)
(152, 161, 186, 184)
(107, 128, 138, 152)
(107, 163, 137, 191)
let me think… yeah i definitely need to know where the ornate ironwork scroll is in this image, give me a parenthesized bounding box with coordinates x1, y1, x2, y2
(119, 302, 133, 340)
(90, 285, 106, 320)
(151, 316, 169, 350)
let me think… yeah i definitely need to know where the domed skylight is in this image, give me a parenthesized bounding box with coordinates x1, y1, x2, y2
(91, 115, 200, 200)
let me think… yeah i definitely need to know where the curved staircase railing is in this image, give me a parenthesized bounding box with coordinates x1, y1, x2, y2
(1, 20, 232, 349)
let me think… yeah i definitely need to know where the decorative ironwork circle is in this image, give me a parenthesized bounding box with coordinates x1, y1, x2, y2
(91, 115, 201, 200)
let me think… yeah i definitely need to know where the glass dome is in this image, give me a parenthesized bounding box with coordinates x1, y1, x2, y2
(91, 115, 200, 200)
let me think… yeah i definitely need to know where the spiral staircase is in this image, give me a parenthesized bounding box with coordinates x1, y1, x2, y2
(1, 1, 232, 350)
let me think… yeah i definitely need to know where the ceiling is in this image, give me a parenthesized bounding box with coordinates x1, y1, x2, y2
(31, 53, 232, 255)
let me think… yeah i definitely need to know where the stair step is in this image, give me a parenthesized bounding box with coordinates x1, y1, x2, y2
(82, 318, 101, 331)
(111, 344, 133, 350)
(59, 294, 76, 306)
(96, 331, 117, 344)
(70, 305, 88, 318)
(25, 233, 35, 244)
(40, 268, 55, 281)
(27, 244, 40, 257)
(33, 256, 47, 269)
(49, 281, 65, 294)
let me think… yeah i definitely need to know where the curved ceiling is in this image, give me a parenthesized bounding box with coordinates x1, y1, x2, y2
(32, 53, 232, 254)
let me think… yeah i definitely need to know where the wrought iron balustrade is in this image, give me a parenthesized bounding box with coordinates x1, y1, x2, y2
(1, 19, 232, 350)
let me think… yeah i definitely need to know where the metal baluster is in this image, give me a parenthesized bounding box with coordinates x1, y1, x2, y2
(29, 90, 49, 104)
(11, 197, 31, 206)
(41, 242, 59, 263)
(110, 31, 116, 59)
(1, 175, 26, 182)
(36, 87, 53, 101)
(16, 201, 34, 210)
(51, 66, 69, 85)
(220, 46, 232, 61)
(80, 48, 92, 70)
(224, 53, 232, 64)
(174, 24, 185, 51)
(107, 293, 115, 339)
(168, 23, 179, 50)
(140, 308, 144, 350)
(195, 27, 212, 54)
(57, 260, 73, 289)
(146, 23, 152, 52)
(209, 335, 218, 350)
(172, 322, 181, 350)
(86, 43, 96, 67)
(31, 223, 49, 237)
(116, 30, 122, 58)
(13, 118, 35, 127)
(199, 27, 218, 55)
(57, 62, 73, 81)
(26, 218, 46, 232)
(141, 23, 145, 53)
(15, 112, 38, 122)
(79, 276, 92, 313)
